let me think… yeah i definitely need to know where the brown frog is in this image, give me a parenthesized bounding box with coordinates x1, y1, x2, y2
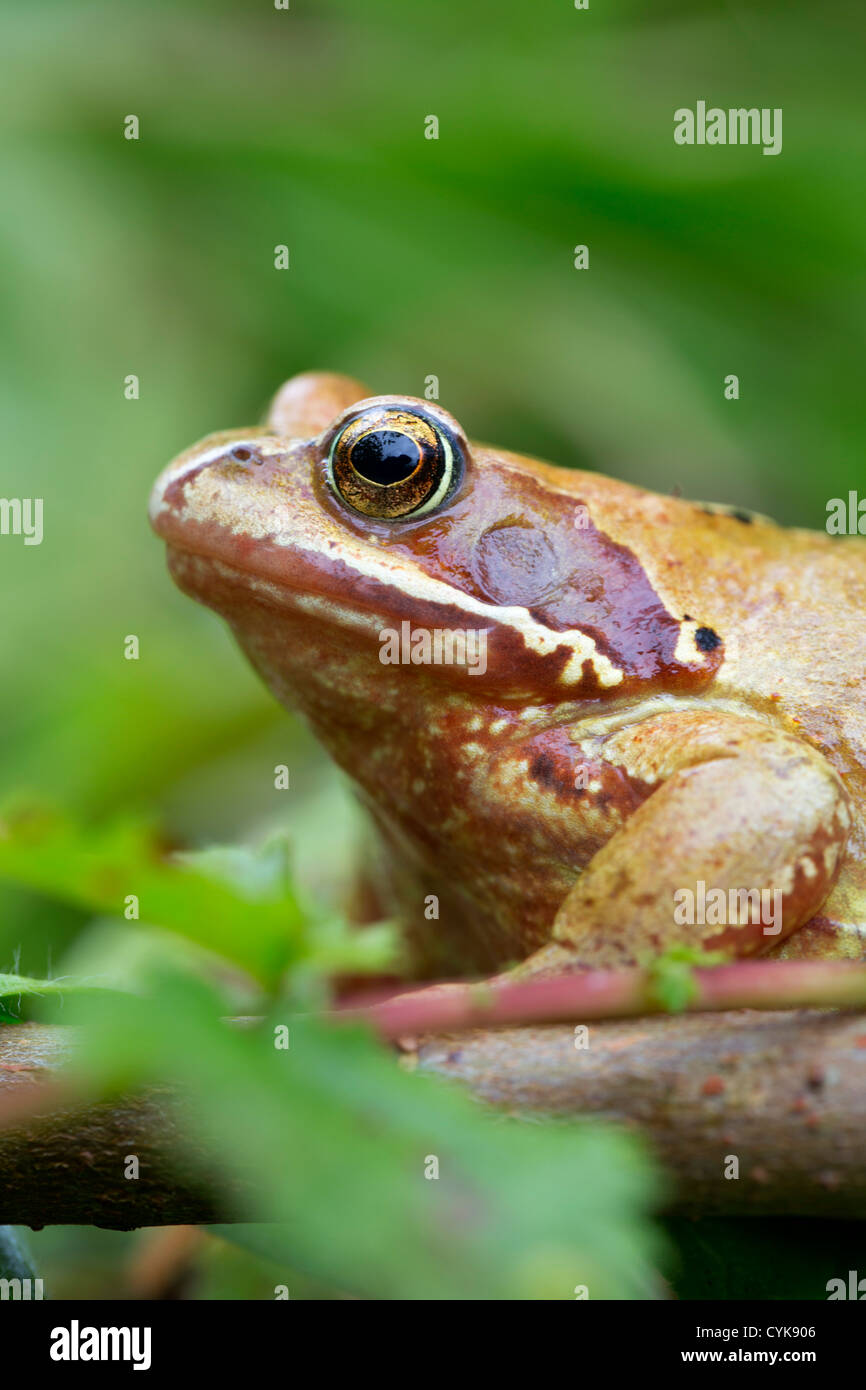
(149, 372, 866, 981)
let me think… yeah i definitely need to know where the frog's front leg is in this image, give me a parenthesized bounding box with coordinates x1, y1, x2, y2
(522, 709, 851, 975)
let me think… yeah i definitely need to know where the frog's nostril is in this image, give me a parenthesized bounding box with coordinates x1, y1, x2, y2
(229, 444, 267, 466)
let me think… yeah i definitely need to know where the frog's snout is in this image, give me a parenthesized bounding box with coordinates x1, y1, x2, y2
(148, 430, 285, 537)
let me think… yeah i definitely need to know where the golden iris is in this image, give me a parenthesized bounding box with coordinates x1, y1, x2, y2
(328, 406, 461, 519)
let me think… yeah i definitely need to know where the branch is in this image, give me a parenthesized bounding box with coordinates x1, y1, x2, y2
(3, 1004, 866, 1226)
(412, 1008, 866, 1217)
(0, 1025, 240, 1228)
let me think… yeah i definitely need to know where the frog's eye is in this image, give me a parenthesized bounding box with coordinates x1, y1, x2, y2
(327, 405, 463, 519)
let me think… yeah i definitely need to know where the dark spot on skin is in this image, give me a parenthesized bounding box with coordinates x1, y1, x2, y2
(529, 745, 594, 802)
(232, 446, 251, 461)
(529, 753, 557, 788)
(683, 613, 692, 621)
(695, 626, 722, 652)
(731, 509, 754, 524)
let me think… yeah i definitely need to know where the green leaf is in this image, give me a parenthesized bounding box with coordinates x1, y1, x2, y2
(0, 803, 395, 989)
(646, 944, 731, 1013)
(175, 839, 295, 902)
(73, 970, 664, 1300)
(0, 803, 297, 985)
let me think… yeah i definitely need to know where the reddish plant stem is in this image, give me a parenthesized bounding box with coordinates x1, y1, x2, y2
(334, 960, 866, 1040)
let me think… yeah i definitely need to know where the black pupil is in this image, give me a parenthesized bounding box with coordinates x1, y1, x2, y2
(351, 430, 421, 486)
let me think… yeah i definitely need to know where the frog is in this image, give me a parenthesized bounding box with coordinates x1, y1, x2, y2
(149, 371, 866, 982)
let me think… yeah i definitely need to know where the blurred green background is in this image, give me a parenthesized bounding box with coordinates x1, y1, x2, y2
(1, 0, 864, 1298)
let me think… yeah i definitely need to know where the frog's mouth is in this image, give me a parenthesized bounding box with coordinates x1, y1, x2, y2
(162, 533, 633, 704)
